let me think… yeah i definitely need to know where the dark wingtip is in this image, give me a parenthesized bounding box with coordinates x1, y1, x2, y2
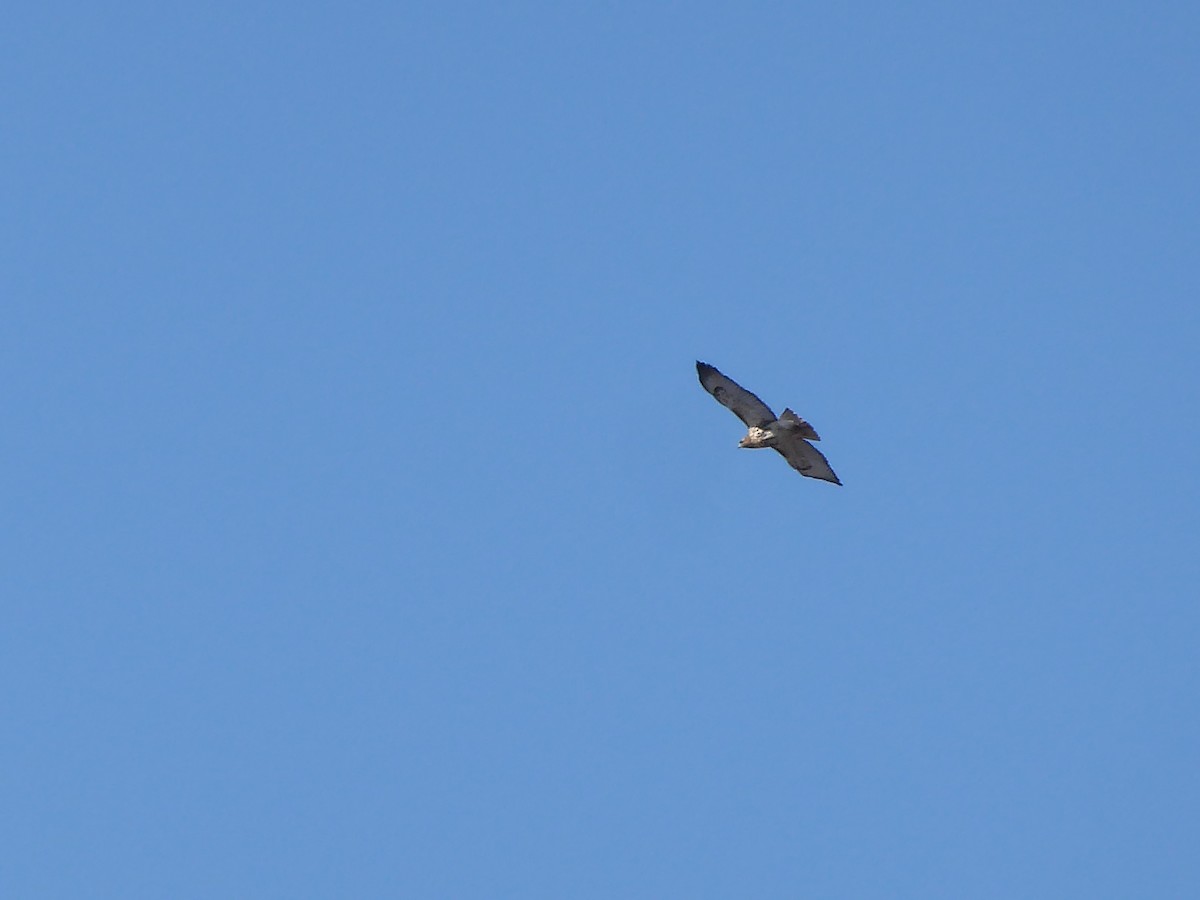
(696, 361, 716, 378)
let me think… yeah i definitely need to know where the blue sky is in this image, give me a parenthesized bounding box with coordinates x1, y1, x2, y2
(4, 2, 1199, 897)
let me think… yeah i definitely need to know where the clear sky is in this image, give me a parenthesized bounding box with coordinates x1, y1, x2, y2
(4, 3, 1198, 897)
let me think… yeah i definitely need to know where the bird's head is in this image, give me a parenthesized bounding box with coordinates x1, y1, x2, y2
(739, 427, 771, 449)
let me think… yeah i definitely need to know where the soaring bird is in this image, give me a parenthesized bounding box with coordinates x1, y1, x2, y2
(696, 361, 841, 485)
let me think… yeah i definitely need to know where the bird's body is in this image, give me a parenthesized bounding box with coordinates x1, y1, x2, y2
(696, 361, 841, 485)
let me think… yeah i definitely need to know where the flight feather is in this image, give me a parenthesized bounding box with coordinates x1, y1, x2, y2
(696, 362, 776, 429)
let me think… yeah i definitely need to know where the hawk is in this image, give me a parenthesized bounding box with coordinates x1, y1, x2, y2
(697, 361, 841, 485)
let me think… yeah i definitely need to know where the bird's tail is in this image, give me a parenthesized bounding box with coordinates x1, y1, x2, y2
(780, 409, 820, 441)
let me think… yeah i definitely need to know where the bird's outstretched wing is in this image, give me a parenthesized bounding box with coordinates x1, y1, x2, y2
(696, 361, 776, 428)
(773, 434, 842, 485)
